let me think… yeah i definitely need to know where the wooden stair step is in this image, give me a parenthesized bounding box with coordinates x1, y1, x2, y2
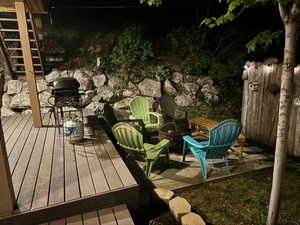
(12, 64, 42, 66)
(7, 48, 38, 51)
(0, 29, 33, 32)
(4, 38, 36, 42)
(0, 18, 30, 22)
(15, 70, 43, 73)
(10, 56, 40, 59)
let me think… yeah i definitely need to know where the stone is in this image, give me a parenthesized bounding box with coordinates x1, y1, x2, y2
(85, 102, 105, 112)
(22, 82, 29, 94)
(2, 93, 11, 107)
(108, 76, 122, 89)
(196, 76, 214, 86)
(169, 197, 191, 222)
(82, 90, 95, 106)
(183, 82, 199, 96)
(171, 72, 184, 84)
(175, 94, 193, 107)
(1, 107, 16, 117)
(39, 91, 53, 107)
(10, 93, 31, 109)
(60, 70, 74, 77)
(96, 86, 114, 102)
(74, 70, 93, 90)
(181, 212, 206, 225)
(22, 109, 32, 115)
(129, 72, 144, 84)
(122, 89, 139, 97)
(113, 98, 132, 110)
(93, 74, 106, 88)
(201, 84, 220, 103)
(7, 80, 22, 95)
(45, 69, 60, 82)
(163, 79, 177, 96)
(154, 188, 175, 204)
(37, 79, 48, 92)
(114, 109, 130, 120)
(138, 79, 161, 98)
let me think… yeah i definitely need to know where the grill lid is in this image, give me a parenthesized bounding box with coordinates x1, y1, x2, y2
(53, 77, 80, 91)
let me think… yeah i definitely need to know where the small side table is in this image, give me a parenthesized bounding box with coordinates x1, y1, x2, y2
(188, 117, 246, 159)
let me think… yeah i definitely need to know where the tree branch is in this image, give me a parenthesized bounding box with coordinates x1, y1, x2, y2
(291, 0, 300, 21)
(278, 3, 288, 23)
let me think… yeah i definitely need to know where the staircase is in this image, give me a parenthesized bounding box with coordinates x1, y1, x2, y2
(0, 11, 45, 78)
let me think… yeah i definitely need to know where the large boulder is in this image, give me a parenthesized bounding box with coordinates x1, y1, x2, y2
(171, 72, 184, 84)
(7, 80, 22, 95)
(1, 107, 16, 117)
(93, 74, 106, 88)
(95, 86, 114, 102)
(45, 69, 60, 82)
(39, 91, 53, 107)
(81, 90, 95, 106)
(108, 76, 122, 89)
(138, 79, 161, 98)
(163, 79, 177, 96)
(10, 93, 31, 109)
(175, 94, 193, 107)
(2, 93, 11, 107)
(37, 79, 48, 93)
(183, 82, 199, 96)
(201, 84, 220, 103)
(73, 70, 93, 90)
(113, 98, 132, 110)
(85, 102, 105, 111)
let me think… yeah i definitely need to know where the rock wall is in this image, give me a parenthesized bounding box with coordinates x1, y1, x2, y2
(1, 68, 220, 119)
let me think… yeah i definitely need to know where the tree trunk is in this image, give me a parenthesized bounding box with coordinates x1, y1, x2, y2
(267, 3, 299, 225)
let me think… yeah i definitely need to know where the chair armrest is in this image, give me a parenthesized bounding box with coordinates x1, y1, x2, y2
(147, 139, 170, 153)
(183, 135, 208, 148)
(149, 112, 164, 126)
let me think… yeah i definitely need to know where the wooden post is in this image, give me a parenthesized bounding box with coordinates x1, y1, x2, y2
(0, 72, 16, 216)
(15, 0, 42, 128)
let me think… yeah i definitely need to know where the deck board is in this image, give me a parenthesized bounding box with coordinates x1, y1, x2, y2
(0, 113, 138, 225)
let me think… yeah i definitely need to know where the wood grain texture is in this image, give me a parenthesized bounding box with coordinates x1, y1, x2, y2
(241, 63, 300, 156)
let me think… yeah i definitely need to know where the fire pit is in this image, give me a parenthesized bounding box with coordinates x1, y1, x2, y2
(159, 119, 191, 153)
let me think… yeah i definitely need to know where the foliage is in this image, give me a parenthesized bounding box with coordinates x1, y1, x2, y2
(151, 65, 171, 78)
(97, 56, 114, 74)
(246, 30, 282, 52)
(111, 24, 154, 66)
(117, 76, 129, 90)
(166, 27, 201, 57)
(183, 51, 213, 76)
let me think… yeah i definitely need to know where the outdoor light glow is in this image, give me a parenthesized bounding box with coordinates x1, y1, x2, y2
(264, 64, 273, 74)
(294, 65, 300, 74)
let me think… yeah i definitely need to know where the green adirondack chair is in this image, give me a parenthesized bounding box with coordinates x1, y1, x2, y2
(129, 96, 164, 131)
(112, 122, 170, 178)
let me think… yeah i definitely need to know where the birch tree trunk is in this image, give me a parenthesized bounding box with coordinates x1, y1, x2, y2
(267, 2, 300, 224)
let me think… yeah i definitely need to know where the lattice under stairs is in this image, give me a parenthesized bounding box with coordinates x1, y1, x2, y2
(0, 11, 44, 78)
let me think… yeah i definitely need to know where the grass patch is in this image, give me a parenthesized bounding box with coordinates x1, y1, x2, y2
(151, 160, 300, 225)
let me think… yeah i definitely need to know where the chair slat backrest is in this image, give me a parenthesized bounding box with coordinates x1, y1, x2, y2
(129, 96, 150, 124)
(112, 122, 144, 152)
(208, 119, 241, 147)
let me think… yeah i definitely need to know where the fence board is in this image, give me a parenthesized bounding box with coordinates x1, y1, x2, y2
(242, 63, 300, 156)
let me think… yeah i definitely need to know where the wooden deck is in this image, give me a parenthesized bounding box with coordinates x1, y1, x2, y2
(41, 204, 135, 225)
(0, 113, 138, 225)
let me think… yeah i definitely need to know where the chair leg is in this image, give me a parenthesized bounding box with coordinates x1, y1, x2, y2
(182, 141, 187, 162)
(224, 155, 230, 173)
(199, 157, 208, 179)
(146, 160, 154, 179)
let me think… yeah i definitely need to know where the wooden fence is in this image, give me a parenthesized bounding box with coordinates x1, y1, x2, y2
(241, 63, 300, 157)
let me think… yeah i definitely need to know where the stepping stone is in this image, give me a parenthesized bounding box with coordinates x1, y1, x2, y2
(169, 196, 191, 222)
(154, 188, 175, 204)
(181, 212, 206, 225)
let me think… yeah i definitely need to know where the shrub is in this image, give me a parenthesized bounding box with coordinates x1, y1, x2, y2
(111, 24, 154, 66)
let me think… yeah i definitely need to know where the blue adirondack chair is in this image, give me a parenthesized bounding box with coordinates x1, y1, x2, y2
(182, 119, 242, 178)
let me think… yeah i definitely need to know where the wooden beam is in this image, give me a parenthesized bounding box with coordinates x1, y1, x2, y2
(0, 73, 16, 216)
(25, 0, 47, 14)
(15, 0, 42, 128)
